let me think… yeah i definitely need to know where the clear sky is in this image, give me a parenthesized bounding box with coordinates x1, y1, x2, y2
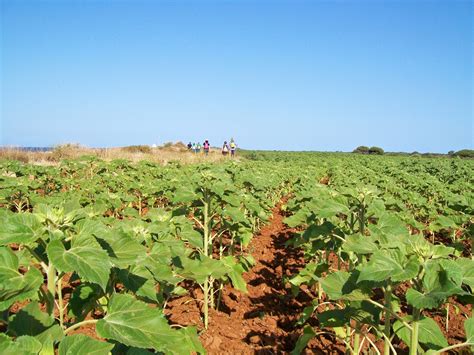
(1, 0, 472, 152)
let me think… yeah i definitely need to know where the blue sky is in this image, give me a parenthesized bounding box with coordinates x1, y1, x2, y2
(1, 0, 472, 152)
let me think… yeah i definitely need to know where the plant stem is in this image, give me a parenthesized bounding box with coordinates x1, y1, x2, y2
(317, 281, 322, 303)
(383, 284, 392, 355)
(359, 203, 365, 234)
(209, 277, 215, 309)
(367, 299, 413, 331)
(216, 283, 224, 311)
(203, 278, 209, 329)
(445, 303, 449, 333)
(409, 308, 420, 355)
(380, 332, 397, 355)
(365, 335, 381, 355)
(58, 276, 64, 328)
(431, 341, 474, 354)
(64, 319, 98, 335)
(345, 325, 352, 354)
(46, 264, 56, 316)
(353, 324, 361, 354)
(203, 194, 210, 329)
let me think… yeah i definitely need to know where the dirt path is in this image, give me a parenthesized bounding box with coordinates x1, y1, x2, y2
(166, 198, 317, 354)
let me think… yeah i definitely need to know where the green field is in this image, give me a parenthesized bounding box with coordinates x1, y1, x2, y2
(0, 153, 472, 354)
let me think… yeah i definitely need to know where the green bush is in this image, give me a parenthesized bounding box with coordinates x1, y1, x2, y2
(453, 149, 474, 158)
(353, 146, 369, 154)
(368, 146, 384, 155)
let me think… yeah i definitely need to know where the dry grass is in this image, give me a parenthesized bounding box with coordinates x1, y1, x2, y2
(0, 143, 239, 165)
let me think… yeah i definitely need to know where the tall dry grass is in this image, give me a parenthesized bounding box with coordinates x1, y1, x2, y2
(0, 144, 239, 165)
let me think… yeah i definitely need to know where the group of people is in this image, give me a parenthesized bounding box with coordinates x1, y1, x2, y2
(187, 138, 237, 157)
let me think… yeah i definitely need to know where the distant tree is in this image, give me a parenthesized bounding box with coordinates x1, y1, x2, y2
(448, 150, 455, 156)
(353, 146, 370, 154)
(368, 146, 384, 155)
(453, 149, 474, 158)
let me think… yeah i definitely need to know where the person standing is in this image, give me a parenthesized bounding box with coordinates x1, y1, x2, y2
(222, 141, 229, 156)
(196, 142, 202, 153)
(187, 142, 192, 150)
(230, 138, 237, 157)
(203, 140, 210, 156)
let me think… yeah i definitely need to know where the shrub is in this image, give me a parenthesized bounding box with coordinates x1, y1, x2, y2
(353, 146, 369, 154)
(453, 149, 474, 158)
(368, 146, 384, 155)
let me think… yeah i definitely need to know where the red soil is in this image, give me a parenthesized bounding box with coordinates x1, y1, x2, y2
(165, 199, 346, 354)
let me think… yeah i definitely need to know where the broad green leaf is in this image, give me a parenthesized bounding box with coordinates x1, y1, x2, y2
(236, 230, 253, 247)
(431, 245, 455, 259)
(96, 294, 203, 354)
(221, 256, 247, 293)
(455, 258, 474, 289)
(144, 254, 181, 285)
(348, 300, 381, 325)
(147, 208, 172, 223)
(283, 210, 308, 228)
(321, 271, 370, 301)
(373, 213, 408, 239)
(406, 288, 439, 309)
(0, 334, 42, 355)
(96, 229, 147, 268)
(357, 251, 419, 283)
(8, 301, 64, 345)
(417, 317, 449, 349)
(394, 316, 448, 350)
(431, 215, 456, 231)
(0, 214, 42, 245)
(290, 262, 328, 288)
(357, 253, 401, 282)
(0, 247, 43, 311)
(74, 219, 107, 238)
(422, 259, 464, 300)
(178, 228, 203, 250)
(59, 334, 114, 355)
(301, 222, 335, 241)
(47, 239, 111, 290)
(224, 206, 247, 223)
(117, 266, 159, 303)
(179, 326, 206, 355)
(171, 188, 196, 204)
(317, 309, 349, 328)
(316, 199, 350, 218)
(342, 234, 378, 254)
(172, 255, 228, 284)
